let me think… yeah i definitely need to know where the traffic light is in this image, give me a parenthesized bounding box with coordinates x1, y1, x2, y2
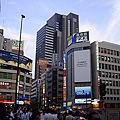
(100, 83, 106, 97)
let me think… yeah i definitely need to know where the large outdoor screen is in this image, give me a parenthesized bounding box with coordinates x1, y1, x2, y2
(74, 49, 91, 82)
(75, 86, 91, 104)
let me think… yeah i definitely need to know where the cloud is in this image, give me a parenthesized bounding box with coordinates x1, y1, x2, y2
(0, 26, 36, 78)
(80, 21, 104, 43)
(105, 0, 120, 41)
(0, 26, 35, 59)
(80, 0, 120, 45)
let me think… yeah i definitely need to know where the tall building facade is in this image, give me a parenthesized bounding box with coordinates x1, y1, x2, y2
(91, 41, 120, 103)
(66, 41, 91, 109)
(35, 13, 79, 79)
(0, 29, 32, 105)
(46, 65, 63, 108)
(36, 58, 51, 79)
(36, 25, 55, 64)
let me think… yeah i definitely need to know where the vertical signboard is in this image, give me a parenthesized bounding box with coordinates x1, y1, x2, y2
(63, 52, 66, 103)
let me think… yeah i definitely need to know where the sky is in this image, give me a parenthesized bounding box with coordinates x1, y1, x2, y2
(0, 0, 120, 78)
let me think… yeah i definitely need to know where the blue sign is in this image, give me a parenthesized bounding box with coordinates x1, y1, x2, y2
(75, 86, 91, 98)
(24, 95, 29, 100)
(63, 102, 66, 107)
(67, 31, 89, 47)
(63, 52, 66, 64)
(18, 94, 23, 100)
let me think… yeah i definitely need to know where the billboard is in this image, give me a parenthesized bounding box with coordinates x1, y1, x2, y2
(75, 86, 91, 98)
(12, 40, 24, 51)
(67, 31, 89, 47)
(75, 86, 91, 104)
(0, 50, 32, 71)
(76, 31, 89, 42)
(67, 34, 76, 46)
(74, 49, 91, 82)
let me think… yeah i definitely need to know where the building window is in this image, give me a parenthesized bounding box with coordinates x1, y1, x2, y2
(102, 63, 104, 69)
(99, 47, 100, 53)
(104, 48, 107, 53)
(114, 89, 116, 94)
(109, 81, 112, 86)
(101, 48, 103, 53)
(108, 57, 110, 62)
(111, 57, 113, 62)
(101, 56, 104, 61)
(109, 65, 111, 70)
(117, 89, 119, 95)
(116, 81, 118, 86)
(20, 76, 24, 82)
(114, 58, 116, 63)
(106, 72, 108, 78)
(0, 72, 12, 79)
(109, 73, 111, 78)
(115, 66, 117, 71)
(26, 78, 30, 83)
(26, 86, 30, 92)
(110, 89, 112, 94)
(112, 65, 114, 70)
(105, 64, 107, 69)
(104, 56, 107, 61)
(114, 50, 116, 55)
(118, 66, 120, 71)
(107, 49, 110, 54)
(99, 63, 101, 69)
(111, 50, 113, 55)
(99, 55, 101, 61)
(102, 72, 105, 77)
(107, 88, 109, 94)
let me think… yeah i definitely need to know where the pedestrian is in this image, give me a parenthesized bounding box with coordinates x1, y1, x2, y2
(66, 110, 73, 120)
(29, 109, 40, 120)
(57, 113, 65, 120)
(0, 103, 9, 120)
(87, 111, 101, 120)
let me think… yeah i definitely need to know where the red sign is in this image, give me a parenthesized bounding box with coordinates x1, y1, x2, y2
(0, 99, 14, 104)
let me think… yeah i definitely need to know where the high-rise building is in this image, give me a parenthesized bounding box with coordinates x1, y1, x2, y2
(35, 13, 79, 79)
(36, 25, 55, 64)
(36, 58, 51, 79)
(66, 40, 91, 109)
(91, 41, 120, 103)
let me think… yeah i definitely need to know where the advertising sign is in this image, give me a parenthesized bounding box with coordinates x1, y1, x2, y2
(12, 40, 24, 50)
(63, 52, 66, 101)
(67, 31, 89, 47)
(75, 86, 91, 98)
(75, 86, 91, 104)
(0, 50, 32, 71)
(74, 50, 91, 82)
(67, 34, 76, 46)
(76, 31, 89, 42)
(75, 98, 91, 104)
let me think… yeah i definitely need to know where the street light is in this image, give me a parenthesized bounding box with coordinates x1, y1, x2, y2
(15, 14, 25, 106)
